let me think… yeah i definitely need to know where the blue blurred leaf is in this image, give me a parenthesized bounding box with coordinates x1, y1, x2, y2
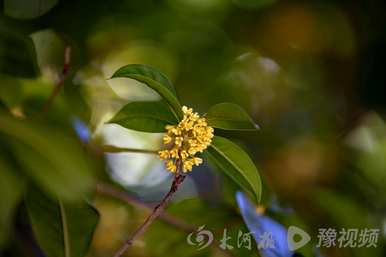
(236, 191, 293, 257)
(71, 117, 91, 143)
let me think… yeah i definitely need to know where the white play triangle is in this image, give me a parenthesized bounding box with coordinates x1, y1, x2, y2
(287, 226, 311, 251)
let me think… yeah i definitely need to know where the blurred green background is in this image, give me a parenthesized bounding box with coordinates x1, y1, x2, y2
(1, 0, 386, 257)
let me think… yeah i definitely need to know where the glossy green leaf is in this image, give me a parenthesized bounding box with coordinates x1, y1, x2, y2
(25, 188, 99, 257)
(109, 101, 178, 132)
(4, 0, 58, 19)
(205, 136, 261, 202)
(206, 103, 259, 131)
(0, 113, 94, 201)
(110, 64, 182, 120)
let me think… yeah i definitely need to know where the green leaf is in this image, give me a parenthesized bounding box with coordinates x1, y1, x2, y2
(0, 113, 94, 201)
(4, 0, 58, 19)
(0, 26, 39, 78)
(0, 151, 24, 245)
(233, 0, 276, 9)
(205, 136, 261, 202)
(110, 64, 182, 120)
(110, 101, 178, 132)
(25, 188, 99, 257)
(0, 75, 23, 108)
(206, 103, 259, 131)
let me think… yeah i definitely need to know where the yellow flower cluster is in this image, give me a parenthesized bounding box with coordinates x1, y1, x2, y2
(159, 106, 214, 173)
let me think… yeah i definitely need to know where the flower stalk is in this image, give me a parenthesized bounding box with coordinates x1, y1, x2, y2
(43, 46, 72, 113)
(112, 165, 186, 257)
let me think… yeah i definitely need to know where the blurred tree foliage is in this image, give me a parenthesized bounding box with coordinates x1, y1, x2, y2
(1, 1, 386, 257)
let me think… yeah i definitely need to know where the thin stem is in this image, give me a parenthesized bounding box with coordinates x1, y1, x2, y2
(96, 181, 236, 257)
(43, 46, 71, 113)
(102, 145, 159, 154)
(112, 171, 186, 257)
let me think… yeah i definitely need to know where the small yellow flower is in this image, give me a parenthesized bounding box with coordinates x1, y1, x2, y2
(180, 150, 189, 160)
(192, 157, 203, 165)
(159, 106, 214, 173)
(183, 159, 193, 172)
(166, 160, 177, 173)
(158, 150, 170, 160)
(163, 135, 172, 144)
(175, 136, 183, 147)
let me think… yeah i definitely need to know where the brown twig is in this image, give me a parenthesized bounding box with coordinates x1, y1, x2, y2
(112, 171, 186, 257)
(43, 46, 71, 113)
(96, 180, 235, 257)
